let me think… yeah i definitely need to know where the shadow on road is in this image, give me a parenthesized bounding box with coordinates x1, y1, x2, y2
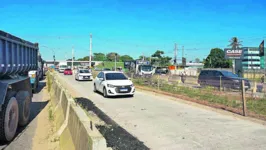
(34, 79, 46, 94)
(75, 97, 149, 150)
(94, 91, 133, 99)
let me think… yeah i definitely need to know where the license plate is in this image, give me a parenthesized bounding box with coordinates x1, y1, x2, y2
(120, 88, 128, 92)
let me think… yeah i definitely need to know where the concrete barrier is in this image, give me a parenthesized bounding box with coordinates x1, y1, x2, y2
(47, 71, 110, 150)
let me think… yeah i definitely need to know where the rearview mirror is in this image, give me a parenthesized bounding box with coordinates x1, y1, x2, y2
(99, 78, 104, 81)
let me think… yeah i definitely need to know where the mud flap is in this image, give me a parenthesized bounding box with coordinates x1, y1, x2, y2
(0, 82, 8, 111)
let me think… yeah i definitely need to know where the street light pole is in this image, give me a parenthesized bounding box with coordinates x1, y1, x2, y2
(72, 46, 74, 70)
(89, 33, 92, 67)
(115, 53, 117, 71)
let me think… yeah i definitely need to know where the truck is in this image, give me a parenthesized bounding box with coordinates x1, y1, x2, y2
(58, 62, 67, 73)
(0, 30, 42, 142)
(125, 60, 154, 77)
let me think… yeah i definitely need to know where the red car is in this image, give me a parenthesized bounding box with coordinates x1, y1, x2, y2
(64, 69, 73, 75)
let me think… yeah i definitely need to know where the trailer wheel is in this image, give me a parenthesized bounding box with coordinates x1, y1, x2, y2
(16, 91, 31, 126)
(0, 91, 19, 142)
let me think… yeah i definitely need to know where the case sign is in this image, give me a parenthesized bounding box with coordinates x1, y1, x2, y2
(224, 48, 243, 59)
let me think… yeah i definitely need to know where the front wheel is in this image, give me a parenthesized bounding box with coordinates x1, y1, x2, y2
(16, 91, 31, 126)
(103, 87, 108, 98)
(0, 91, 19, 142)
(93, 84, 97, 92)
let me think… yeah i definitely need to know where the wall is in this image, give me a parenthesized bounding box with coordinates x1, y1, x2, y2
(47, 71, 110, 150)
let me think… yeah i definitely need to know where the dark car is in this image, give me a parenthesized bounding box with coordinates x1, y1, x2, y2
(198, 70, 250, 90)
(155, 67, 169, 75)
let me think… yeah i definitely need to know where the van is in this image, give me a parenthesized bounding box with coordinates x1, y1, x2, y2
(58, 62, 68, 73)
(198, 70, 250, 90)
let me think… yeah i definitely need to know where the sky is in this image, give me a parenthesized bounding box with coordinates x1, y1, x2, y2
(1, 0, 266, 62)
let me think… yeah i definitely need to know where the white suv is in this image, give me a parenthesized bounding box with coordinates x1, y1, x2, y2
(94, 71, 135, 97)
(75, 69, 93, 81)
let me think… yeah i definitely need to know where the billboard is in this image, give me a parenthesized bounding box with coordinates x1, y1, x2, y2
(259, 40, 264, 56)
(224, 48, 243, 59)
(182, 57, 186, 66)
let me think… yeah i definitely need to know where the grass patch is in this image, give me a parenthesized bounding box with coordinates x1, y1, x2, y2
(247, 98, 266, 116)
(96, 61, 124, 69)
(47, 72, 52, 92)
(133, 77, 266, 119)
(48, 106, 54, 121)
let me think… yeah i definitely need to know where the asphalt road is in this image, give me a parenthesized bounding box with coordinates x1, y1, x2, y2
(59, 73, 266, 150)
(0, 80, 48, 150)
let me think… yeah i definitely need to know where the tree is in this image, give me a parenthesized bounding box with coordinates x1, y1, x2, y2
(228, 37, 242, 49)
(106, 52, 120, 61)
(151, 50, 171, 66)
(77, 56, 89, 61)
(204, 48, 232, 68)
(120, 55, 133, 62)
(93, 53, 105, 61)
(195, 58, 200, 63)
(139, 55, 150, 61)
(152, 50, 164, 58)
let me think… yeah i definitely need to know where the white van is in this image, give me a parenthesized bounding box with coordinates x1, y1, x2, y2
(58, 62, 68, 73)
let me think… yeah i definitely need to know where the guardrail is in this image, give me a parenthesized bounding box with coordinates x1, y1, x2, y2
(47, 71, 111, 150)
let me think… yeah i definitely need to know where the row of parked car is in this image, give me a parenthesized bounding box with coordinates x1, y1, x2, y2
(61, 68, 93, 81)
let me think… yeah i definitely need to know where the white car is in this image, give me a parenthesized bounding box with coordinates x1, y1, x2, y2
(94, 71, 135, 97)
(75, 69, 93, 81)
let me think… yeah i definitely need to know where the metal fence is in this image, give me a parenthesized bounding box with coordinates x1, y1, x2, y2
(131, 73, 266, 121)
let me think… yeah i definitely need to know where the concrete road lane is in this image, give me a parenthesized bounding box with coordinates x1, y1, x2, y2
(58, 73, 266, 150)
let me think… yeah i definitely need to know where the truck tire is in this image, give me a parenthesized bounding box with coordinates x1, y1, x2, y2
(16, 91, 31, 126)
(0, 91, 19, 142)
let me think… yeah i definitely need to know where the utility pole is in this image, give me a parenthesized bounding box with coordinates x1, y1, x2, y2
(115, 53, 117, 71)
(89, 33, 92, 67)
(182, 46, 184, 58)
(174, 43, 177, 65)
(142, 53, 144, 62)
(72, 46, 74, 70)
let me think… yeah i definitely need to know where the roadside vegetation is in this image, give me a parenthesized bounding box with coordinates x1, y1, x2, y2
(96, 61, 124, 69)
(133, 77, 266, 120)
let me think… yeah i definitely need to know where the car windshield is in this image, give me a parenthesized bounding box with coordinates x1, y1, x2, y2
(60, 65, 67, 68)
(221, 71, 238, 77)
(105, 73, 128, 80)
(79, 70, 90, 73)
(141, 65, 152, 71)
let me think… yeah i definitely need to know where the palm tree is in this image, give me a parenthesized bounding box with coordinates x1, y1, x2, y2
(228, 37, 242, 49)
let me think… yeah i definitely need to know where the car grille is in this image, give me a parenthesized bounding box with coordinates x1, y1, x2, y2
(115, 85, 132, 93)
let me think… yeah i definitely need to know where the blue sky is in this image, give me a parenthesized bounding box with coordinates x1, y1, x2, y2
(1, 0, 266, 61)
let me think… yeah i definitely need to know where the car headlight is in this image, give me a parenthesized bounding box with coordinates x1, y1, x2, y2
(107, 84, 115, 88)
(130, 84, 134, 87)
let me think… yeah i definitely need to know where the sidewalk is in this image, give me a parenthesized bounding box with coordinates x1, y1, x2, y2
(5, 82, 59, 150)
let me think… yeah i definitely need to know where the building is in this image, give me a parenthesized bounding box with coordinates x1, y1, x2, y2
(185, 62, 204, 69)
(242, 47, 261, 70)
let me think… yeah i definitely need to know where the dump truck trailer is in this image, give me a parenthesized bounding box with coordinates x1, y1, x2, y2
(0, 30, 42, 142)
